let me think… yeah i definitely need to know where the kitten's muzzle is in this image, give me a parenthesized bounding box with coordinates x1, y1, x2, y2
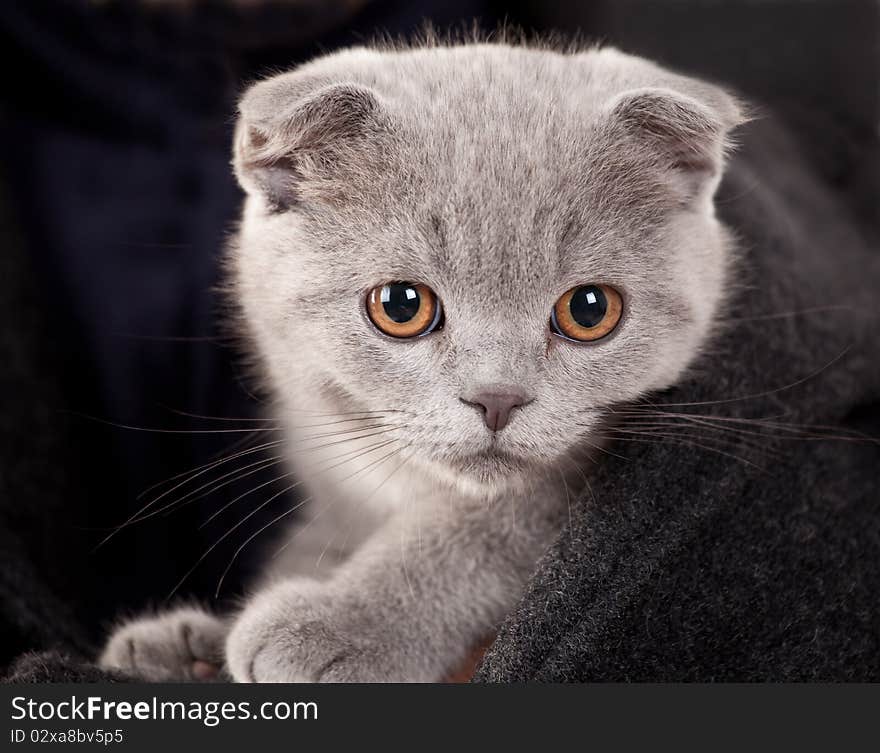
(460, 387, 533, 432)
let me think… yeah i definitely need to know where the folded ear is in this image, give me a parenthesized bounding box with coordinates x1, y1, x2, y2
(605, 86, 747, 201)
(233, 76, 386, 211)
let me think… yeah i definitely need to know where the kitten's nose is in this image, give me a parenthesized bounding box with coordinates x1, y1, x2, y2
(461, 388, 531, 432)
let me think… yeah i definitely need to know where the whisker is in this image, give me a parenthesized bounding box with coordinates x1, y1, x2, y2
(136, 435, 282, 501)
(395, 455, 417, 601)
(621, 346, 851, 409)
(94, 439, 289, 549)
(288, 416, 399, 430)
(231, 365, 269, 407)
(291, 422, 397, 443)
(199, 470, 301, 531)
(145, 455, 287, 525)
(156, 406, 280, 423)
(577, 431, 629, 462)
(140, 441, 285, 507)
(597, 431, 769, 473)
(611, 408, 879, 444)
(214, 502, 314, 599)
(212, 443, 408, 598)
(599, 418, 786, 458)
(556, 466, 574, 532)
(271, 444, 408, 561)
(291, 426, 400, 453)
(606, 423, 785, 460)
(211, 496, 314, 600)
(313, 526, 341, 576)
(205, 428, 270, 462)
(265, 403, 408, 417)
(167, 477, 308, 600)
(558, 449, 597, 512)
(104, 427, 403, 547)
(722, 304, 855, 323)
(67, 411, 284, 435)
(200, 437, 401, 529)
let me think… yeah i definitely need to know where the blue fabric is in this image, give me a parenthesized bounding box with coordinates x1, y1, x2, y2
(0, 0, 494, 625)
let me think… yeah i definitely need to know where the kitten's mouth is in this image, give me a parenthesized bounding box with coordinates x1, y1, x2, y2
(443, 445, 531, 477)
(469, 446, 521, 461)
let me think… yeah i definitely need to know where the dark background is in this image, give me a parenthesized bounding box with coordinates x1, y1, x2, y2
(0, 0, 877, 668)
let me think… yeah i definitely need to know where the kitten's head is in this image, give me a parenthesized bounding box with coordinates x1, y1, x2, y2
(230, 43, 745, 497)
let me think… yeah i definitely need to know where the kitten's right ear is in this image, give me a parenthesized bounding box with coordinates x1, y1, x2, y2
(233, 76, 386, 211)
(603, 85, 748, 202)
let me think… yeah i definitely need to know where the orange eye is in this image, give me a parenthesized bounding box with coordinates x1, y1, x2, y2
(366, 282, 442, 338)
(551, 284, 623, 342)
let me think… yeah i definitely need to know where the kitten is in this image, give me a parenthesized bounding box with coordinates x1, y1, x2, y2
(100, 42, 744, 682)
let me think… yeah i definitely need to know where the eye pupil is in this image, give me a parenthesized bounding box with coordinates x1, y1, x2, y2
(569, 285, 608, 328)
(367, 281, 441, 338)
(551, 283, 622, 342)
(381, 284, 421, 323)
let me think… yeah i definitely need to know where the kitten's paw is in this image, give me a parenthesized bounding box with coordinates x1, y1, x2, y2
(100, 606, 228, 682)
(226, 581, 399, 683)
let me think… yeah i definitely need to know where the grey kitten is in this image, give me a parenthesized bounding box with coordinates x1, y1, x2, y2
(100, 41, 744, 682)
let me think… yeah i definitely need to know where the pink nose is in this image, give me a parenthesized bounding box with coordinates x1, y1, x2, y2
(461, 389, 530, 432)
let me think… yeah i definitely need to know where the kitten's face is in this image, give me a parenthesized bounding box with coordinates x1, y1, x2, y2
(232, 45, 742, 497)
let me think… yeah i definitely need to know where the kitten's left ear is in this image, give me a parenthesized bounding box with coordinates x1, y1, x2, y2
(233, 73, 389, 211)
(605, 85, 748, 201)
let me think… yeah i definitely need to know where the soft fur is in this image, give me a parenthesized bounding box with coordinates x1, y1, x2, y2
(100, 42, 748, 682)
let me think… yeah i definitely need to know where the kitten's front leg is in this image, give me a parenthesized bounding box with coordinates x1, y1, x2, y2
(100, 606, 228, 681)
(99, 501, 365, 681)
(226, 493, 564, 682)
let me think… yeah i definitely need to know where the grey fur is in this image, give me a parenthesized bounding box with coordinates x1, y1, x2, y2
(100, 42, 745, 682)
